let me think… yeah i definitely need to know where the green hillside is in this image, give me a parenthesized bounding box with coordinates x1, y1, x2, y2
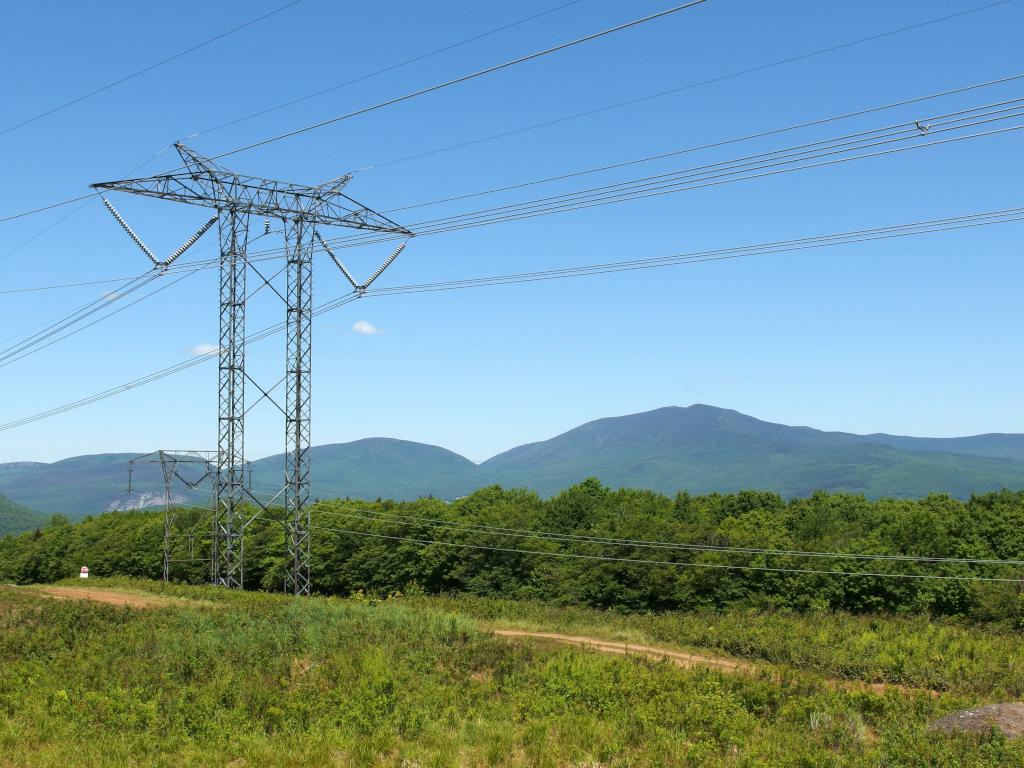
(4, 406, 1024, 516)
(0, 454, 177, 518)
(0, 493, 47, 536)
(250, 438, 480, 501)
(479, 406, 1024, 498)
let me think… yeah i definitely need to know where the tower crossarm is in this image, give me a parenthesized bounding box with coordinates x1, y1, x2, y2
(90, 144, 412, 234)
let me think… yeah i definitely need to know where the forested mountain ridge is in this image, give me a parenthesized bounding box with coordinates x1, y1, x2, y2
(0, 493, 46, 536)
(2, 405, 1023, 524)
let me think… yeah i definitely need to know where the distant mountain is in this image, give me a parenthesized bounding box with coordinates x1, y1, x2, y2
(0, 493, 47, 536)
(0, 454, 195, 518)
(250, 438, 480, 502)
(479, 406, 1024, 498)
(852, 432, 1024, 461)
(2, 406, 1023, 517)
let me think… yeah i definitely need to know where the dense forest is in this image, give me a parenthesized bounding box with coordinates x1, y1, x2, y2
(3, 480, 1024, 621)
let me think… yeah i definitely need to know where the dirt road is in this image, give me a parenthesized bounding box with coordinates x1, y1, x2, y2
(493, 629, 757, 674)
(492, 627, 923, 696)
(33, 586, 170, 608)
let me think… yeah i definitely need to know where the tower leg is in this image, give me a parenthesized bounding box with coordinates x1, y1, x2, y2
(160, 452, 175, 583)
(213, 210, 248, 589)
(284, 219, 313, 595)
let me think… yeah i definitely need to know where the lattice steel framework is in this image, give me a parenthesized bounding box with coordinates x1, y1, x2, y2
(284, 219, 313, 595)
(127, 450, 216, 582)
(216, 212, 249, 587)
(94, 145, 411, 593)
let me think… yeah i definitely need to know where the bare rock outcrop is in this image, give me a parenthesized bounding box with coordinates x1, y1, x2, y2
(930, 703, 1024, 738)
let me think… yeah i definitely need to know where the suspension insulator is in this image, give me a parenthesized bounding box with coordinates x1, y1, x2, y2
(164, 215, 218, 269)
(102, 196, 159, 267)
(264, 218, 271, 235)
(315, 230, 359, 290)
(362, 241, 407, 289)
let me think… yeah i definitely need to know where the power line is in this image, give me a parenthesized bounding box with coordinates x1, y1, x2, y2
(0, 0, 305, 137)
(8, 199, 1016, 374)
(0, 230, 271, 374)
(309, 524, 1022, 582)
(193, 0, 589, 139)
(383, 84, 1024, 214)
(366, 208, 1024, 296)
(0, 266, 205, 370)
(1, 205, 1020, 432)
(207, 1, 710, 161)
(1, 9, 1014, 228)
(317, 507, 1024, 566)
(0, 293, 361, 432)
(360, 0, 1020, 171)
(0, 272, 162, 361)
(0, 197, 100, 264)
(9, 77, 1022, 295)
(0, 274, 157, 295)
(0, 193, 99, 224)
(366, 105, 1024, 230)
(231, 97, 1024, 263)
(315, 107, 1024, 250)
(0, 272, 152, 347)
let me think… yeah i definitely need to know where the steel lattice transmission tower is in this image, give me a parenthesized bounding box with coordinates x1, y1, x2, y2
(128, 450, 217, 582)
(94, 144, 411, 593)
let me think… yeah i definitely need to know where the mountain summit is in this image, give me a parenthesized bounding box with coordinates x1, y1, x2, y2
(2, 405, 1023, 525)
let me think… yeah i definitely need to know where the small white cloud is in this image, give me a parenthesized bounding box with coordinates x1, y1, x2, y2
(188, 342, 219, 356)
(352, 320, 380, 335)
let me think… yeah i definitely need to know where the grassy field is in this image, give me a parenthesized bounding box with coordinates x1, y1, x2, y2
(1, 580, 1022, 767)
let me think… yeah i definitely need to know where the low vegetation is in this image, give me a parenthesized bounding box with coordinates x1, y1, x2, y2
(2, 580, 1024, 767)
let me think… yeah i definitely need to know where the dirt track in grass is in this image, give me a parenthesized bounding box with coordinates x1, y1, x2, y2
(33, 586, 171, 608)
(21, 585, 935, 697)
(492, 628, 931, 697)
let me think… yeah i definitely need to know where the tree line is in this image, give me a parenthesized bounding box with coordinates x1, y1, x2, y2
(2, 480, 1023, 621)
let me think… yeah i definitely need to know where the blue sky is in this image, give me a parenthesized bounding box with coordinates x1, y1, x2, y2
(1, 0, 1022, 463)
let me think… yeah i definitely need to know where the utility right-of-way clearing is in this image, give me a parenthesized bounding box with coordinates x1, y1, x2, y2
(492, 627, 932, 697)
(19, 583, 939, 697)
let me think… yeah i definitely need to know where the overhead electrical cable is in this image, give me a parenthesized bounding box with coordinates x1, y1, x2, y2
(1, 206, 1021, 432)
(0, 0, 306, 137)
(0, 274, 167, 295)
(360, 0, 1020, 171)
(310, 106, 1024, 251)
(2, 27, 1018, 226)
(193, 0, 589, 138)
(232, 99, 1024, 263)
(337, 104, 1024, 237)
(205, 0, 710, 161)
(0, 197, 100, 264)
(0, 194, 99, 224)
(0, 266, 206, 370)
(366, 209, 1024, 296)
(0, 272, 154, 346)
(0, 140, 197, 268)
(0, 293, 361, 432)
(383, 91, 1024, 214)
(317, 507, 1024, 566)
(0, 230, 273, 371)
(10, 79, 1021, 293)
(308, 525, 1021, 582)
(0, 272, 163, 360)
